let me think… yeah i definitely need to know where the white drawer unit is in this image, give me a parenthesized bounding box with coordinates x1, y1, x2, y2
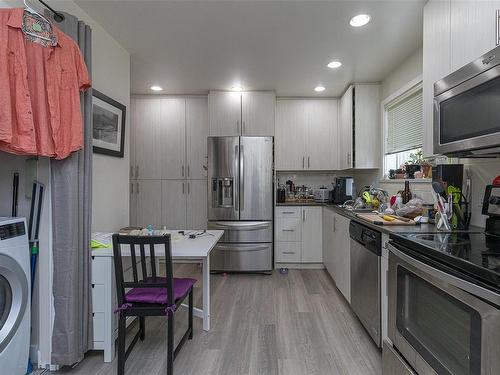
(276, 218, 302, 242)
(274, 205, 323, 266)
(276, 242, 301, 263)
(275, 206, 301, 218)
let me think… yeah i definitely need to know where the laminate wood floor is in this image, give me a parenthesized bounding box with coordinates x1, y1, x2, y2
(39, 266, 381, 375)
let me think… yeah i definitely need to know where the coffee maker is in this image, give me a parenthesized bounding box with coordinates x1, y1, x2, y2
(332, 177, 355, 204)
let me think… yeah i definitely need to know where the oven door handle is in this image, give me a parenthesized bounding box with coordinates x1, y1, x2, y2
(389, 244, 500, 306)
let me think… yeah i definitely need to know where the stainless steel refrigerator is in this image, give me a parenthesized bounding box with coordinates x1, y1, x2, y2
(208, 136, 273, 272)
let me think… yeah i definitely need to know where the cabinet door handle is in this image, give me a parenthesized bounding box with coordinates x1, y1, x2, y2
(497, 10, 500, 46)
(333, 216, 336, 232)
(282, 211, 295, 214)
(135, 166, 139, 178)
(302, 156, 305, 169)
(282, 251, 295, 254)
(187, 165, 190, 177)
(303, 210, 305, 222)
(130, 182, 133, 194)
(282, 229, 295, 232)
(187, 181, 190, 195)
(136, 182, 139, 194)
(181, 165, 185, 177)
(307, 156, 310, 168)
(182, 182, 185, 195)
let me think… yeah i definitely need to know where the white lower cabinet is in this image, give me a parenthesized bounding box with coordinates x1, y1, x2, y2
(186, 180, 208, 230)
(322, 207, 335, 276)
(162, 180, 187, 229)
(275, 206, 322, 264)
(134, 180, 162, 228)
(130, 179, 207, 229)
(322, 208, 351, 302)
(301, 207, 323, 262)
(276, 242, 301, 263)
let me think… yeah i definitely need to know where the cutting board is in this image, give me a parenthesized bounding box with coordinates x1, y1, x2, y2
(356, 213, 416, 226)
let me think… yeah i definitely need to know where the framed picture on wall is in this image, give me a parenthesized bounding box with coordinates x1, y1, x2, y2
(92, 90, 126, 157)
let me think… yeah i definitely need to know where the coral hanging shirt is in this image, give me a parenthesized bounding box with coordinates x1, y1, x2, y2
(0, 8, 91, 159)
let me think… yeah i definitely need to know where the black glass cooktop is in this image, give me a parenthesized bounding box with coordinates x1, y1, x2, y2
(390, 232, 500, 292)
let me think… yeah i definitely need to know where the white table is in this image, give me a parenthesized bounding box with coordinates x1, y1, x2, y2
(91, 230, 223, 362)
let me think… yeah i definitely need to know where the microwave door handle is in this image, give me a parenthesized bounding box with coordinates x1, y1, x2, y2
(389, 244, 500, 306)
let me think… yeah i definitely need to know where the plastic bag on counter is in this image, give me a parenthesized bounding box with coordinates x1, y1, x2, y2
(395, 198, 424, 219)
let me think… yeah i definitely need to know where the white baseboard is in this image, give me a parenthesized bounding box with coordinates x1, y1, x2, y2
(275, 262, 325, 270)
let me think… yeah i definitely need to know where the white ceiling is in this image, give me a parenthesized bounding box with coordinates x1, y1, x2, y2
(75, 0, 425, 96)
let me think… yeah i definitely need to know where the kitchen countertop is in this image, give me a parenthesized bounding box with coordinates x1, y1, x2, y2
(276, 202, 483, 235)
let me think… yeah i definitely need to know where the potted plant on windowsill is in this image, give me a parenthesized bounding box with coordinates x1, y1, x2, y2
(404, 150, 423, 179)
(395, 168, 406, 179)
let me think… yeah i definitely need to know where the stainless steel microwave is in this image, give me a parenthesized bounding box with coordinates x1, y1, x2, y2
(434, 44, 500, 156)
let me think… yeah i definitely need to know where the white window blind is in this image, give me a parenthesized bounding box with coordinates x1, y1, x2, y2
(385, 83, 423, 154)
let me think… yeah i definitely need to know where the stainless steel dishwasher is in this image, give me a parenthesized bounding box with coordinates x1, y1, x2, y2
(349, 220, 382, 348)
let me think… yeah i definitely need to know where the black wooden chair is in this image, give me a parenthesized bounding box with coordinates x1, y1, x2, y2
(112, 234, 196, 375)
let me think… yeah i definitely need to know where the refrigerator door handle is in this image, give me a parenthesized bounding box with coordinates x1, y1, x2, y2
(234, 144, 239, 211)
(212, 222, 271, 230)
(215, 244, 270, 252)
(240, 144, 244, 211)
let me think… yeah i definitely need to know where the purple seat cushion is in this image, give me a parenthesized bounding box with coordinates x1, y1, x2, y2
(125, 277, 196, 305)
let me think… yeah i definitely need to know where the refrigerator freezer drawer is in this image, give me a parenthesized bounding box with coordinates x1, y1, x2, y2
(210, 242, 273, 272)
(208, 221, 273, 243)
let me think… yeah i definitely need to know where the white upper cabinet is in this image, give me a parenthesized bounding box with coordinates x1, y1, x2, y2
(338, 86, 353, 170)
(423, 0, 500, 157)
(241, 91, 275, 136)
(275, 100, 308, 170)
(338, 84, 380, 170)
(450, 0, 500, 71)
(132, 98, 162, 179)
(209, 91, 275, 136)
(208, 91, 241, 136)
(160, 98, 186, 180)
(305, 100, 338, 170)
(186, 97, 209, 179)
(423, 0, 451, 157)
(354, 85, 380, 169)
(275, 99, 338, 170)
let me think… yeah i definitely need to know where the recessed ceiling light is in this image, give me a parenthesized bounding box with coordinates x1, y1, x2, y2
(327, 60, 342, 69)
(349, 14, 371, 27)
(150, 85, 163, 92)
(231, 85, 244, 92)
(314, 86, 326, 92)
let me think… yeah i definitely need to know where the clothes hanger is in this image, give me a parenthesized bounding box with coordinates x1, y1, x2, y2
(23, 0, 53, 42)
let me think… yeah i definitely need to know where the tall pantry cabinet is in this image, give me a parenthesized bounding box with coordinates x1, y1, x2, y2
(130, 96, 208, 229)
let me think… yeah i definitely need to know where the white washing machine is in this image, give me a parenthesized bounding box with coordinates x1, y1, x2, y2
(0, 217, 30, 375)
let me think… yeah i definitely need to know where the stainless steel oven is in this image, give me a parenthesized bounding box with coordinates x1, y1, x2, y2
(434, 44, 500, 156)
(387, 243, 500, 375)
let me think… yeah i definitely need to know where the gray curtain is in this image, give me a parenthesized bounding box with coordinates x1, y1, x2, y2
(48, 11, 93, 366)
